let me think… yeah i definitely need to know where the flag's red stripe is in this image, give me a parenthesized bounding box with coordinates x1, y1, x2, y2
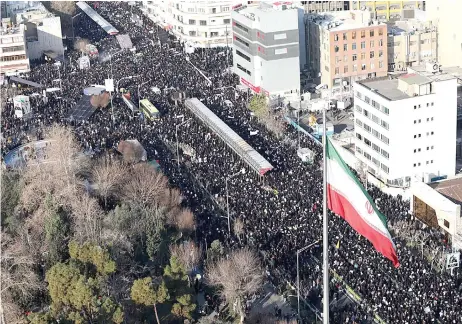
(327, 184, 400, 267)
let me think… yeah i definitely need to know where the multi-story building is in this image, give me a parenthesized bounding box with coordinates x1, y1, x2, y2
(350, 1, 424, 21)
(426, 0, 462, 68)
(231, 2, 303, 97)
(387, 19, 437, 72)
(141, 0, 239, 48)
(353, 63, 457, 188)
(0, 23, 29, 76)
(307, 10, 388, 91)
(302, 1, 349, 13)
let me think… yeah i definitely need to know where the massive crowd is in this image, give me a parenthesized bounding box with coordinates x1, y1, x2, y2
(2, 2, 462, 323)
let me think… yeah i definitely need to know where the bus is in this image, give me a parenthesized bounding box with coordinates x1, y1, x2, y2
(140, 99, 160, 120)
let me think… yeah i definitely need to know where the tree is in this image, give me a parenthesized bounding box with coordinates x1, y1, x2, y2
(206, 239, 224, 265)
(70, 192, 104, 244)
(51, 1, 76, 15)
(168, 208, 196, 234)
(131, 277, 169, 324)
(233, 218, 245, 242)
(92, 158, 127, 208)
(122, 164, 169, 208)
(206, 248, 263, 323)
(44, 195, 70, 267)
(68, 240, 116, 275)
(1, 171, 22, 230)
(170, 241, 202, 275)
(249, 94, 268, 118)
(164, 256, 196, 319)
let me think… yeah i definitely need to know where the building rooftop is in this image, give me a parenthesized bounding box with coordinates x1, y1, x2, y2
(358, 68, 457, 101)
(309, 10, 386, 32)
(408, 65, 462, 82)
(387, 19, 437, 36)
(429, 177, 462, 206)
(235, 1, 295, 19)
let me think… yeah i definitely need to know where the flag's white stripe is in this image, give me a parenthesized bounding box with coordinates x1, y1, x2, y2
(327, 157, 392, 240)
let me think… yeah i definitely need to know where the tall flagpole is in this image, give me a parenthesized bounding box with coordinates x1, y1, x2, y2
(322, 100, 329, 323)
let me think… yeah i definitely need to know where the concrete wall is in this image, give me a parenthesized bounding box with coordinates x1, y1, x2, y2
(26, 16, 63, 60)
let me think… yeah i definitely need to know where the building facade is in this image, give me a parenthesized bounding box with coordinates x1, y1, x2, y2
(350, 1, 424, 21)
(308, 10, 388, 90)
(387, 19, 437, 72)
(231, 2, 302, 97)
(302, 1, 349, 13)
(141, 0, 237, 48)
(353, 64, 457, 187)
(425, 0, 462, 68)
(0, 23, 29, 75)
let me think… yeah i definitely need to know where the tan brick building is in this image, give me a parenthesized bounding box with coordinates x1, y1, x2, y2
(308, 10, 388, 91)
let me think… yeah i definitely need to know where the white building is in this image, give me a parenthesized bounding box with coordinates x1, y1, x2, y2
(231, 2, 303, 97)
(141, 0, 239, 48)
(0, 22, 29, 75)
(353, 62, 458, 188)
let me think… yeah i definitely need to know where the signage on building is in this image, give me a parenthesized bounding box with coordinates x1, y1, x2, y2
(13, 95, 31, 115)
(446, 252, 460, 270)
(240, 77, 261, 93)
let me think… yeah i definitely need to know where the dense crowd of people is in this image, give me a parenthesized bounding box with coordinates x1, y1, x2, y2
(2, 2, 462, 323)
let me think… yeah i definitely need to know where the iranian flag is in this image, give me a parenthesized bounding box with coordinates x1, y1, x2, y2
(326, 138, 399, 267)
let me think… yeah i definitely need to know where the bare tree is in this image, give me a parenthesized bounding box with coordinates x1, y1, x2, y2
(92, 159, 127, 207)
(51, 1, 76, 15)
(70, 192, 104, 244)
(122, 164, 169, 208)
(74, 38, 90, 53)
(206, 248, 263, 323)
(170, 241, 202, 275)
(168, 208, 195, 234)
(1, 232, 43, 320)
(233, 218, 245, 242)
(90, 92, 111, 109)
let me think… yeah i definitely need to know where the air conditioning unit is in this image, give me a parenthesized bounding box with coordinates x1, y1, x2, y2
(425, 61, 440, 73)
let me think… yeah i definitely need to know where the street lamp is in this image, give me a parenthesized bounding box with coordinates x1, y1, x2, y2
(71, 12, 82, 40)
(175, 118, 191, 169)
(297, 239, 321, 319)
(226, 168, 246, 234)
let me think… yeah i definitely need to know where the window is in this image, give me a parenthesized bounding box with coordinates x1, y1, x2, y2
(381, 163, 389, 174)
(335, 56, 340, 64)
(361, 41, 365, 49)
(212, 7, 216, 13)
(364, 124, 372, 132)
(356, 146, 363, 154)
(274, 33, 287, 40)
(371, 114, 379, 124)
(2, 45, 25, 52)
(223, 6, 230, 11)
(379, 39, 383, 47)
(414, 163, 417, 167)
(372, 157, 380, 166)
(364, 96, 370, 104)
(444, 220, 450, 228)
(431, 102, 434, 106)
(370, 30, 374, 37)
(382, 106, 389, 115)
(352, 31, 356, 39)
(235, 22, 248, 33)
(356, 119, 363, 127)
(334, 34, 339, 41)
(361, 64, 366, 71)
(189, 19, 196, 24)
(344, 66, 348, 73)
(275, 48, 287, 55)
(370, 40, 374, 47)
(355, 104, 363, 113)
(356, 133, 363, 140)
(234, 36, 249, 47)
(372, 129, 380, 138)
(334, 46, 339, 52)
(352, 54, 357, 61)
(361, 52, 366, 60)
(343, 44, 348, 51)
(381, 134, 389, 144)
(236, 63, 251, 76)
(335, 67, 339, 75)
(381, 149, 389, 159)
(379, 61, 383, 68)
(370, 51, 374, 58)
(379, 28, 383, 36)
(364, 109, 369, 117)
(431, 117, 434, 121)
(236, 50, 251, 62)
(361, 30, 365, 38)
(372, 143, 380, 152)
(224, 19, 230, 24)
(352, 42, 357, 50)
(353, 64, 358, 71)
(364, 152, 372, 160)
(381, 120, 389, 129)
(344, 55, 348, 62)
(189, 31, 196, 36)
